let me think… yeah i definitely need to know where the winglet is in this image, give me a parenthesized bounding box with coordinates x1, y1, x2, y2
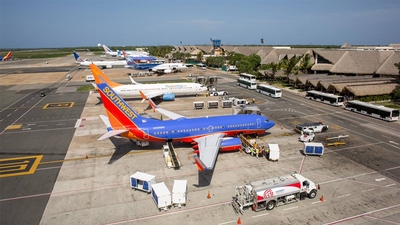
(129, 76, 141, 85)
(139, 90, 157, 111)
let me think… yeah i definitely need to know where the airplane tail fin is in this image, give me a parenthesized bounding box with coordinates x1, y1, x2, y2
(102, 45, 113, 53)
(90, 63, 121, 88)
(73, 52, 84, 62)
(91, 65, 146, 135)
(129, 76, 141, 85)
(125, 56, 138, 68)
(2, 51, 12, 61)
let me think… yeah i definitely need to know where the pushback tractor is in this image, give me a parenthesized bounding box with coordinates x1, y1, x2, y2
(232, 173, 317, 213)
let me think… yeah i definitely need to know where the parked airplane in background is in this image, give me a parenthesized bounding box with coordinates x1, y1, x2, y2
(73, 52, 126, 69)
(91, 64, 207, 100)
(0, 51, 12, 61)
(102, 44, 153, 59)
(125, 56, 188, 74)
(91, 64, 275, 172)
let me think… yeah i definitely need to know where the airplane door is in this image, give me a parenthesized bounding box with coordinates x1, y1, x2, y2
(142, 129, 149, 139)
(257, 118, 261, 128)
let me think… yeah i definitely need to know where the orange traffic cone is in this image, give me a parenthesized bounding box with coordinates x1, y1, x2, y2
(207, 190, 211, 199)
(320, 195, 325, 202)
(85, 153, 88, 159)
(188, 155, 191, 160)
(237, 217, 242, 224)
(281, 125, 284, 130)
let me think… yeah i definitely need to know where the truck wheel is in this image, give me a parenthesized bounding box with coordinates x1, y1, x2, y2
(223, 92, 227, 96)
(308, 190, 317, 199)
(266, 200, 276, 210)
(214, 93, 218, 96)
(322, 127, 328, 132)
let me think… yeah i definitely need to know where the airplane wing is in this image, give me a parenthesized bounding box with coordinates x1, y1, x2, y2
(193, 133, 225, 170)
(139, 91, 185, 120)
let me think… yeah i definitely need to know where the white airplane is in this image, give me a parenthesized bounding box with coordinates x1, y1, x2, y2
(74, 52, 126, 69)
(126, 56, 188, 74)
(91, 65, 207, 100)
(102, 45, 150, 58)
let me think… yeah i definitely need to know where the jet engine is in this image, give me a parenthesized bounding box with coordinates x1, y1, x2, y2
(162, 93, 175, 101)
(105, 64, 113, 69)
(163, 69, 172, 74)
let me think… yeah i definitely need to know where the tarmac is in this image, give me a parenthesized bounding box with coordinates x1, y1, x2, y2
(1, 53, 399, 225)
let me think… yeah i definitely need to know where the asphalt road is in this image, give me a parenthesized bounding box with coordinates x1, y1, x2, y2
(0, 68, 88, 225)
(217, 78, 400, 183)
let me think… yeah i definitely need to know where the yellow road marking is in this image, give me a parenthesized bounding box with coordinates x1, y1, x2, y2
(0, 155, 43, 178)
(6, 124, 22, 130)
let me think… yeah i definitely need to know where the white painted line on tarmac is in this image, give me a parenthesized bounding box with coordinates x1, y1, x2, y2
(385, 183, 396, 187)
(368, 188, 374, 191)
(283, 206, 298, 211)
(22, 104, 24, 107)
(312, 201, 322, 204)
(74, 119, 82, 128)
(252, 213, 269, 218)
(56, 123, 66, 126)
(389, 141, 399, 145)
(7, 113, 11, 117)
(218, 220, 236, 225)
(382, 135, 391, 139)
(375, 178, 386, 181)
(22, 128, 31, 131)
(365, 130, 373, 133)
(337, 194, 351, 198)
(14, 108, 18, 112)
(350, 124, 357, 128)
(385, 166, 400, 171)
(0, 119, 3, 122)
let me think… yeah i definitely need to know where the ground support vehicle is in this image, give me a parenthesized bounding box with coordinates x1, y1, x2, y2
(209, 90, 228, 96)
(299, 131, 315, 142)
(232, 173, 317, 213)
(295, 122, 328, 133)
(172, 180, 188, 207)
(303, 142, 324, 156)
(162, 143, 181, 169)
(151, 182, 172, 211)
(130, 171, 156, 193)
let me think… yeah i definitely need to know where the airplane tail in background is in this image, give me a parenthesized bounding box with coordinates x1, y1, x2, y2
(102, 45, 113, 53)
(73, 52, 85, 62)
(90, 63, 121, 88)
(125, 56, 138, 68)
(2, 51, 12, 61)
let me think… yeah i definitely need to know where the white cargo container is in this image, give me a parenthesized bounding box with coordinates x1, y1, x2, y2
(151, 182, 172, 210)
(268, 144, 280, 161)
(130, 171, 156, 193)
(172, 180, 188, 207)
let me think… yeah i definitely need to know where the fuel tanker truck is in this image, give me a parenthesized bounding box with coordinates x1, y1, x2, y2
(232, 173, 317, 213)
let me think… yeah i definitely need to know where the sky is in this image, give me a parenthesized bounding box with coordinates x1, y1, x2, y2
(1, 0, 399, 49)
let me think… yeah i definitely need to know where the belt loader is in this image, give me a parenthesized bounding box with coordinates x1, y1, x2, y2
(232, 173, 317, 213)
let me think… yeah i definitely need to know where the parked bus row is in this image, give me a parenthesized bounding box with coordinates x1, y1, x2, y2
(237, 73, 282, 98)
(305, 90, 399, 121)
(236, 74, 398, 122)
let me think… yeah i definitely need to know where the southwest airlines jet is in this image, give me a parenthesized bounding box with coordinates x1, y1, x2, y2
(0, 51, 12, 61)
(91, 66, 207, 100)
(74, 52, 126, 69)
(91, 64, 275, 171)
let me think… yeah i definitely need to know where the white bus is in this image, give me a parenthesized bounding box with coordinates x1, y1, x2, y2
(256, 84, 282, 98)
(237, 78, 257, 89)
(305, 90, 344, 106)
(345, 100, 399, 121)
(239, 73, 256, 82)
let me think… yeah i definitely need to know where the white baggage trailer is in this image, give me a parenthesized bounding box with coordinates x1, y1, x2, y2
(130, 171, 156, 193)
(267, 144, 280, 161)
(172, 180, 188, 207)
(151, 182, 172, 210)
